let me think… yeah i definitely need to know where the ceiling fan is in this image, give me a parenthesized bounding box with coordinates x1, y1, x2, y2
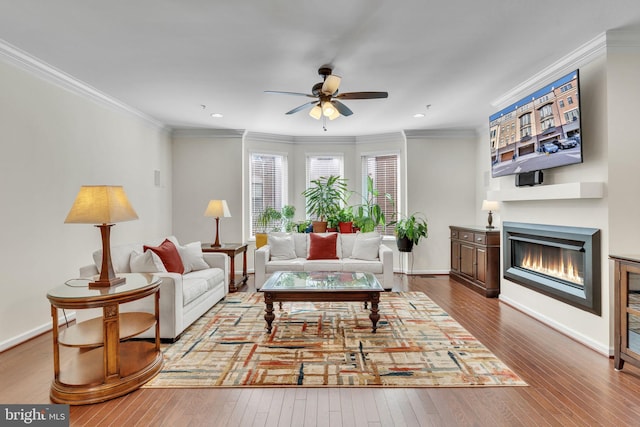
(265, 66, 388, 121)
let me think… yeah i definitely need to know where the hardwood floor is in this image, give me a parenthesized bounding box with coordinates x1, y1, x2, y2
(3, 274, 640, 426)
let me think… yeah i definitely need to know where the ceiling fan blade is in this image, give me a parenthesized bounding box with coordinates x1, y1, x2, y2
(265, 90, 316, 98)
(336, 91, 388, 100)
(322, 75, 341, 95)
(332, 100, 353, 117)
(286, 101, 318, 115)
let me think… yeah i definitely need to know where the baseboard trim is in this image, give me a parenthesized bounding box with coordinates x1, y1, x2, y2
(0, 311, 76, 353)
(499, 295, 611, 356)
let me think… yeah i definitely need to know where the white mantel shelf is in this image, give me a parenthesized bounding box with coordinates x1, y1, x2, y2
(487, 182, 604, 202)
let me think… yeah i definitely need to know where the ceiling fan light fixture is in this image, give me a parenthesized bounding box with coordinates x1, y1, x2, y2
(322, 101, 336, 117)
(309, 104, 322, 120)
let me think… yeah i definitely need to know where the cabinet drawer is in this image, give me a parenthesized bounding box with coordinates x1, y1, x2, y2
(451, 229, 459, 239)
(474, 233, 487, 245)
(459, 231, 474, 242)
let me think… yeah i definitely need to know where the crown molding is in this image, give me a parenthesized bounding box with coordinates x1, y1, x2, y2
(404, 128, 478, 140)
(491, 32, 607, 109)
(606, 28, 640, 51)
(355, 132, 405, 144)
(172, 128, 245, 139)
(0, 38, 166, 130)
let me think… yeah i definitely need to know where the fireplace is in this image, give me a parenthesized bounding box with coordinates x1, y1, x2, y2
(503, 222, 601, 315)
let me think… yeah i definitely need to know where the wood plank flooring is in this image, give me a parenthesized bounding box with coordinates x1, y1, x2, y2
(2, 274, 640, 426)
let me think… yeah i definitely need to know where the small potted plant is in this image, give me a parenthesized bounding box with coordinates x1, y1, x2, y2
(391, 212, 428, 252)
(255, 206, 282, 248)
(302, 175, 348, 232)
(335, 207, 355, 233)
(352, 176, 394, 233)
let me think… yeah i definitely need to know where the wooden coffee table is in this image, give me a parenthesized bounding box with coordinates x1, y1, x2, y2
(259, 271, 384, 333)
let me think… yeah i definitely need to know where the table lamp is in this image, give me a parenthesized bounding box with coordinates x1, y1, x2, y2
(65, 185, 138, 287)
(204, 200, 231, 247)
(481, 200, 499, 229)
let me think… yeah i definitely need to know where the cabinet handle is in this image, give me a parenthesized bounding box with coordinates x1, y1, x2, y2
(463, 234, 468, 238)
(477, 237, 483, 241)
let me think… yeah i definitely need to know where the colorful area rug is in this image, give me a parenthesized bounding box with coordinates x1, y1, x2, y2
(143, 292, 526, 388)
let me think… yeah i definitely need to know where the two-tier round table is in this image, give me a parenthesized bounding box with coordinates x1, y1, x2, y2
(47, 273, 163, 405)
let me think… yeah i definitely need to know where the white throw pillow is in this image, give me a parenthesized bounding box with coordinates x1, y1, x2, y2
(268, 234, 297, 260)
(130, 250, 168, 273)
(351, 232, 382, 261)
(178, 241, 210, 273)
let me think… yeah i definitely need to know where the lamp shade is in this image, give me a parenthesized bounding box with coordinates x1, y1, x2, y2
(65, 185, 138, 224)
(481, 200, 499, 212)
(204, 200, 231, 218)
(309, 104, 322, 120)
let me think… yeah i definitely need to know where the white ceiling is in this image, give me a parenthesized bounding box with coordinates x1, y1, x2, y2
(1, 0, 640, 136)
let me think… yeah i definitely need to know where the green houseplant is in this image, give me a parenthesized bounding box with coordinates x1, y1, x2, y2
(302, 175, 348, 232)
(353, 176, 394, 233)
(255, 206, 282, 248)
(281, 205, 296, 232)
(391, 212, 428, 252)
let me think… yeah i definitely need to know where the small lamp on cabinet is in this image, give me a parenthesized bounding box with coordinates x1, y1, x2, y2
(481, 200, 499, 229)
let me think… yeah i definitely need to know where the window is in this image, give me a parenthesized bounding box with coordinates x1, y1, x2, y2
(306, 155, 344, 189)
(567, 96, 574, 105)
(539, 104, 553, 119)
(250, 153, 288, 236)
(558, 100, 565, 108)
(565, 109, 579, 122)
(362, 153, 399, 236)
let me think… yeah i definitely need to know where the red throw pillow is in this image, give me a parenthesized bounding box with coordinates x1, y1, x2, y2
(144, 239, 185, 274)
(307, 233, 339, 260)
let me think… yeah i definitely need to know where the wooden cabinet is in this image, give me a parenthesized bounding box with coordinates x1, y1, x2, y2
(47, 273, 163, 405)
(611, 255, 640, 371)
(450, 225, 501, 297)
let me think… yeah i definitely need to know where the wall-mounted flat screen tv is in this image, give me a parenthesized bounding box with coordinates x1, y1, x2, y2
(490, 69, 583, 178)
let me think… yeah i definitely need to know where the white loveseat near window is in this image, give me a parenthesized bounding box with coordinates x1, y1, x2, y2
(254, 232, 393, 290)
(76, 236, 229, 341)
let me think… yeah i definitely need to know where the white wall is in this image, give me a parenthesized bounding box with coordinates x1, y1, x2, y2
(0, 59, 172, 350)
(477, 50, 612, 353)
(405, 130, 478, 273)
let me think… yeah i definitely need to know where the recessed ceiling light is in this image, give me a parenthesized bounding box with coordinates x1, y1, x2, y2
(210, 113, 223, 118)
(413, 113, 425, 118)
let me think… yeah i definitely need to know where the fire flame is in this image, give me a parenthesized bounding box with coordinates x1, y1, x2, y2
(520, 249, 583, 285)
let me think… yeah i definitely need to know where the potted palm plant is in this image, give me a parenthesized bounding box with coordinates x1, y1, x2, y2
(255, 206, 282, 248)
(302, 175, 348, 232)
(391, 212, 428, 252)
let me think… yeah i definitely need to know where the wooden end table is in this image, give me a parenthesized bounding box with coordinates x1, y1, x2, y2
(202, 243, 248, 292)
(259, 271, 384, 333)
(46, 273, 163, 405)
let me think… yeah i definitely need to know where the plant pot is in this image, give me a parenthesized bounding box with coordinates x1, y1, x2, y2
(338, 222, 354, 233)
(327, 227, 337, 232)
(397, 236, 414, 252)
(312, 221, 328, 233)
(256, 233, 268, 249)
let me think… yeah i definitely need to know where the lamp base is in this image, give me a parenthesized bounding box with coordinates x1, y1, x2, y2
(89, 276, 126, 288)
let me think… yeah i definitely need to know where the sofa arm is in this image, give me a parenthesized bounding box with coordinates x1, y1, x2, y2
(202, 252, 230, 294)
(379, 243, 393, 290)
(254, 245, 271, 289)
(79, 264, 99, 278)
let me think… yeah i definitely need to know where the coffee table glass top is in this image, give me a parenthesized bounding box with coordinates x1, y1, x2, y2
(261, 271, 383, 291)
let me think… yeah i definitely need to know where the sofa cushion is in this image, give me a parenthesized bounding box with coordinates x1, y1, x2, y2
(303, 260, 343, 271)
(293, 233, 308, 258)
(351, 232, 382, 261)
(93, 242, 141, 274)
(307, 233, 339, 260)
(182, 275, 210, 306)
(342, 259, 383, 274)
(129, 250, 167, 273)
(339, 234, 357, 258)
(266, 258, 306, 273)
(177, 241, 210, 273)
(144, 239, 185, 274)
(184, 267, 225, 292)
(268, 234, 297, 260)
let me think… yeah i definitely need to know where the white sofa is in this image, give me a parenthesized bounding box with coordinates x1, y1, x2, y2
(255, 232, 393, 290)
(77, 236, 229, 341)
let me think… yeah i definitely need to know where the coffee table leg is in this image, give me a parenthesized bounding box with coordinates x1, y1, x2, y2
(369, 293, 380, 333)
(264, 293, 275, 333)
